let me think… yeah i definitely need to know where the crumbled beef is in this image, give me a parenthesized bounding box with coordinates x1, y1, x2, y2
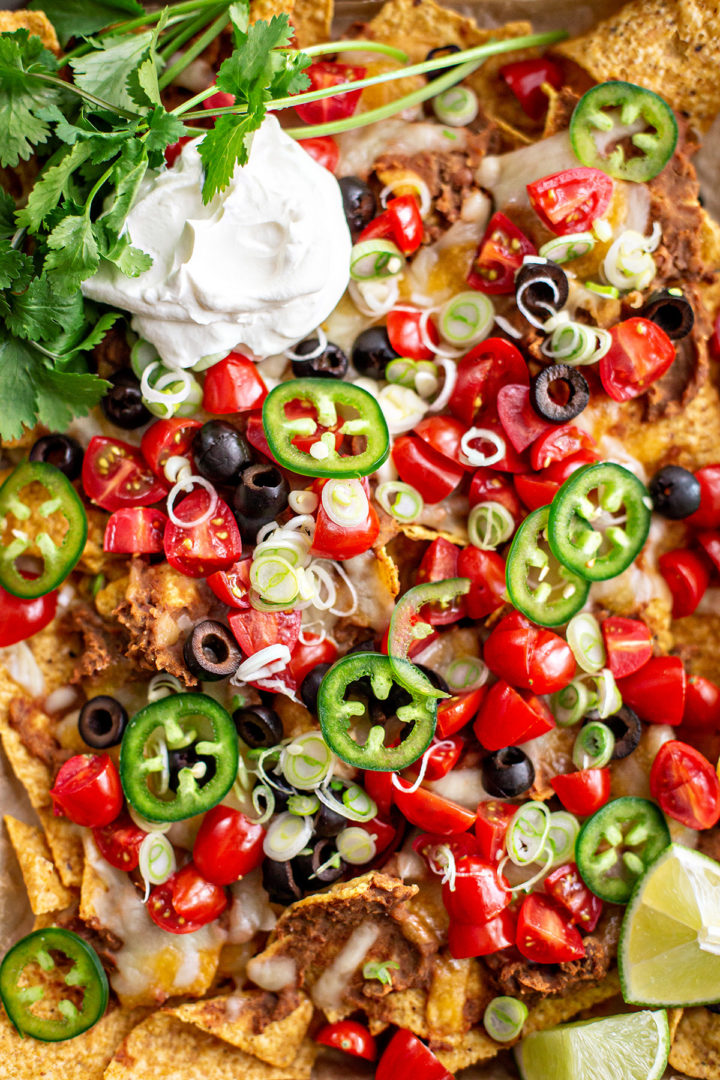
(59, 603, 129, 684)
(8, 696, 68, 772)
(649, 131, 718, 286)
(642, 285, 712, 420)
(55, 914, 121, 971)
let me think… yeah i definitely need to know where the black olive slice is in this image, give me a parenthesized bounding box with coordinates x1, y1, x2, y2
(293, 838, 346, 891)
(78, 695, 128, 748)
(29, 434, 84, 480)
(482, 746, 535, 798)
(262, 857, 303, 904)
(183, 620, 242, 681)
(530, 364, 590, 423)
(640, 289, 695, 340)
(290, 339, 349, 380)
(233, 464, 289, 542)
(515, 260, 569, 327)
(168, 745, 217, 791)
(101, 370, 151, 429)
(604, 706, 643, 759)
(425, 43, 462, 80)
(233, 704, 283, 748)
(299, 663, 334, 715)
(649, 465, 702, 520)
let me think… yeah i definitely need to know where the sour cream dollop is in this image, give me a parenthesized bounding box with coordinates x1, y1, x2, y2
(82, 116, 352, 367)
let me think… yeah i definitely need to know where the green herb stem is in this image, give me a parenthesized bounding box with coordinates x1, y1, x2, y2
(104, 0, 227, 39)
(301, 40, 408, 62)
(84, 163, 115, 218)
(158, 11, 231, 91)
(171, 85, 220, 117)
(158, 4, 226, 60)
(30, 72, 140, 120)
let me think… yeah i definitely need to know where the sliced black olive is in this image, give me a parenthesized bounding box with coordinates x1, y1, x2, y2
(233, 704, 283, 748)
(233, 463, 289, 542)
(293, 838, 346, 892)
(351, 326, 399, 380)
(347, 639, 377, 654)
(530, 364, 590, 423)
(299, 662, 334, 715)
(183, 620, 242, 681)
(168, 745, 217, 792)
(649, 465, 701, 520)
(515, 261, 569, 326)
(315, 800, 347, 838)
(78, 695, 128, 749)
(602, 706, 642, 760)
(640, 289, 695, 340)
(192, 420, 253, 486)
(262, 857, 303, 904)
(290, 339, 349, 380)
(101, 370, 151, 429)
(29, 433, 83, 480)
(424, 43, 462, 80)
(338, 176, 377, 236)
(482, 746, 535, 798)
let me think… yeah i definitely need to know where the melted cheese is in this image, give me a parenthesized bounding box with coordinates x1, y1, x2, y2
(428, 768, 488, 809)
(0, 642, 45, 697)
(311, 920, 380, 1014)
(227, 869, 277, 944)
(246, 954, 297, 992)
(335, 119, 469, 178)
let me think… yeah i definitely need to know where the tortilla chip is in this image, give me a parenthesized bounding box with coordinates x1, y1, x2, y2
(291, 0, 333, 48)
(250, 0, 294, 23)
(375, 544, 400, 598)
(4, 814, 74, 914)
(399, 523, 468, 546)
(669, 1007, 720, 1078)
(426, 955, 491, 1038)
(170, 990, 313, 1066)
(0, 10, 59, 52)
(105, 1013, 316, 1080)
(554, 0, 720, 133)
(0, 1003, 148, 1080)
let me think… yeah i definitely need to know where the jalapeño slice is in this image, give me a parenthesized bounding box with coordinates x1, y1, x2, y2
(388, 579, 469, 698)
(548, 463, 652, 582)
(506, 505, 589, 626)
(0, 461, 87, 598)
(576, 796, 671, 903)
(317, 652, 437, 771)
(262, 378, 390, 478)
(570, 81, 678, 183)
(0, 928, 108, 1041)
(120, 693, 238, 822)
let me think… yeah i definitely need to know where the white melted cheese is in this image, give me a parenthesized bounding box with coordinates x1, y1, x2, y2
(0, 642, 45, 697)
(311, 920, 380, 1014)
(246, 954, 297, 992)
(428, 768, 489, 809)
(227, 869, 277, 944)
(335, 119, 470, 178)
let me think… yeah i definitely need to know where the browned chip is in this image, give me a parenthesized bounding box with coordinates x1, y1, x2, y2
(291, 0, 333, 48)
(669, 1007, 720, 1078)
(399, 523, 468, 546)
(170, 990, 313, 1066)
(250, 0, 295, 23)
(375, 544, 400, 598)
(4, 814, 74, 914)
(0, 10, 59, 52)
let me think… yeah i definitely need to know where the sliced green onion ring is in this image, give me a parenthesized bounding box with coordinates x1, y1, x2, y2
(363, 960, 400, 985)
(439, 291, 494, 346)
(483, 996, 528, 1042)
(128, 805, 171, 834)
(280, 731, 333, 790)
(321, 478, 370, 527)
(460, 427, 505, 467)
(433, 84, 479, 126)
(263, 812, 313, 861)
(287, 793, 320, 816)
(138, 833, 176, 899)
(337, 826, 377, 865)
(594, 667, 623, 719)
(147, 672, 184, 703)
(376, 480, 424, 523)
(468, 500, 515, 550)
(551, 678, 594, 727)
(585, 280, 619, 299)
(342, 784, 377, 822)
(445, 655, 489, 692)
(250, 555, 300, 606)
(538, 232, 595, 264)
(506, 801, 551, 867)
(546, 811, 580, 866)
(246, 783, 275, 825)
(573, 721, 615, 770)
(350, 239, 405, 281)
(567, 613, 606, 673)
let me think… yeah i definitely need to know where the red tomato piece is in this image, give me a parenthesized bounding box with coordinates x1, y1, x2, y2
(599, 318, 676, 402)
(193, 805, 266, 886)
(483, 611, 576, 695)
(228, 607, 301, 657)
(436, 687, 488, 738)
(286, 637, 339, 687)
(456, 547, 507, 620)
(475, 800, 516, 864)
(414, 415, 472, 470)
(392, 782, 477, 835)
(544, 862, 603, 931)
(92, 812, 147, 872)
(415, 537, 468, 626)
(376, 1029, 452, 1080)
(294, 61, 365, 125)
(697, 531, 720, 574)
(103, 506, 168, 555)
(601, 616, 653, 679)
(475, 682, 555, 751)
(616, 655, 687, 726)
(497, 384, 555, 453)
(650, 740, 720, 830)
(527, 167, 613, 235)
(413, 831, 479, 869)
(659, 548, 711, 618)
(360, 194, 424, 255)
(147, 863, 227, 934)
(0, 586, 57, 647)
(407, 734, 464, 781)
(202, 352, 267, 415)
(391, 435, 464, 503)
(297, 135, 339, 171)
(529, 424, 598, 473)
(550, 768, 611, 816)
(359, 814, 399, 858)
(387, 307, 439, 361)
(499, 57, 563, 120)
(310, 500, 380, 560)
(467, 212, 537, 294)
(468, 468, 523, 525)
(245, 410, 276, 462)
(683, 675, 720, 731)
(164, 488, 242, 578)
(463, 417, 532, 474)
(316, 1020, 377, 1061)
(82, 436, 168, 512)
(164, 135, 192, 167)
(206, 557, 252, 609)
(363, 770, 394, 819)
(516, 893, 585, 963)
(449, 338, 529, 426)
(140, 417, 201, 481)
(51, 754, 123, 828)
(201, 86, 234, 111)
(688, 467, 720, 529)
(448, 908, 517, 959)
(712, 311, 720, 361)
(442, 854, 511, 923)
(515, 449, 600, 511)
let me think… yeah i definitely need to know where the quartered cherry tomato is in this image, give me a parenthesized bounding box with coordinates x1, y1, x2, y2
(414, 415, 471, 469)
(51, 754, 123, 828)
(392, 435, 464, 503)
(316, 1020, 377, 1061)
(474, 682, 555, 751)
(387, 308, 439, 360)
(529, 425, 598, 473)
(392, 782, 476, 835)
(201, 85, 234, 111)
(516, 893, 585, 963)
(467, 212, 537, 294)
(103, 506, 168, 555)
(92, 812, 147, 872)
(468, 468, 523, 525)
(600, 616, 653, 679)
(413, 831, 479, 869)
(688, 465, 720, 529)
(363, 769, 394, 819)
(544, 862, 603, 931)
(360, 194, 424, 255)
(697, 530, 720, 574)
(297, 135, 339, 171)
(599, 318, 675, 402)
(415, 537, 468, 625)
(475, 800, 516, 863)
(229, 607, 301, 657)
(164, 488, 242, 578)
(449, 338, 528, 425)
(499, 57, 563, 120)
(527, 167, 613, 235)
(202, 352, 267, 415)
(147, 863, 227, 934)
(193, 805, 265, 886)
(207, 557, 252, 609)
(165, 135, 192, 166)
(515, 449, 599, 511)
(294, 61, 365, 125)
(550, 768, 610, 816)
(376, 1029, 452, 1080)
(659, 548, 711, 618)
(649, 740, 720, 830)
(310, 499, 380, 560)
(497, 384, 554, 453)
(140, 417, 201, 480)
(407, 734, 464, 781)
(436, 686, 487, 738)
(442, 854, 511, 923)
(448, 908, 517, 959)
(483, 611, 575, 695)
(683, 675, 720, 731)
(0, 586, 57, 647)
(456, 547, 506, 620)
(287, 637, 339, 687)
(82, 436, 168, 512)
(616, 655, 687, 726)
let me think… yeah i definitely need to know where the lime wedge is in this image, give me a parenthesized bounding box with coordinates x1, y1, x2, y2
(516, 1010, 669, 1080)
(619, 842, 720, 1007)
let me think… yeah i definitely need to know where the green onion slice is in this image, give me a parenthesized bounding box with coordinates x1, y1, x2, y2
(539, 232, 595, 263)
(483, 996, 528, 1042)
(433, 85, 479, 126)
(506, 801, 551, 866)
(342, 784, 377, 822)
(337, 826, 377, 865)
(567, 613, 606, 673)
(585, 280, 619, 299)
(376, 480, 424, 522)
(287, 793, 320, 816)
(551, 678, 595, 727)
(594, 667, 623, 718)
(263, 811, 313, 861)
(546, 811, 580, 865)
(280, 732, 333, 790)
(138, 833, 175, 897)
(468, 500, 515, 550)
(573, 721, 615, 770)
(439, 291, 494, 346)
(445, 655, 488, 693)
(363, 960, 400, 985)
(250, 555, 299, 606)
(350, 239, 405, 281)
(321, 478, 369, 527)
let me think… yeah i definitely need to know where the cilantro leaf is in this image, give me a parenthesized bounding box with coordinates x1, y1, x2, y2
(70, 31, 156, 113)
(127, 55, 161, 110)
(37, 367, 111, 431)
(143, 107, 186, 164)
(16, 142, 94, 233)
(0, 337, 46, 440)
(54, 310, 120, 360)
(0, 189, 15, 240)
(0, 30, 64, 167)
(99, 141, 148, 235)
(5, 276, 84, 341)
(0, 243, 31, 290)
(26, 0, 144, 48)
(215, 14, 294, 107)
(199, 111, 262, 203)
(100, 230, 152, 277)
(45, 214, 100, 294)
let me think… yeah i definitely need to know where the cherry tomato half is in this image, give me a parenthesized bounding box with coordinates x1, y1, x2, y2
(294, 61, 365, 126)
(475, 800, 516, 863)
(202, 352, 267, 415)
(599, 318, 675, 402)
(683, 675, 720, 731)
(529, 425, 598, 473)
(483, 611, 575, 695)
(316, 1020, 377, 1061)
(392, 434, 464, 503)
(0, 586, 57, 647)
(407, 734, 464, 781)
(92, 812, 147, 872)
(392, 782, 476, 835)
(600, 616, 653, 680)
(448, 908, 517, 959)
(147, 862, 227, 934)
(649, 740, 720, 830)
(456, 547, 506, 621)
(164, 488, 242, 578)
(449, 337, 529, 426)
(659, 548, 711, 618)
(697, 530, 720, 574)
(297, 135, 340, 172)
(467, 212, 537, 294)
(360, 195, 424, 255)
(363, 769, 394, 819)
(442, 854, 511, 923)
(550, 768, 610, 816)
(51, 754, 123, 828)
(516, 893, 585, 963)
(474, 681, 555, 751)
(527, 167, 613, 235)
(82, 436, 168, 512)
(228, 606, 301, 657)
(436, 686, 487, 739)
(207, 557, 252, 609)
(497, 384, 554, 453)
(616, 655, 687, 726)
(468, 468, 523, 525)
(414, 415, 471, 470)
(387, 307, 439, 361)
(499, 57, 563, 120)
(416, 537, 468, 625)
(193, 805, 266, 886)
(103, 506, 168, 555)
(544, 862, 603, 931)
(310, 499, 380, 560)
(376, 1029, 452, 1080)
(286, 637, 339, 687)
(515, 450, 600, 511)
(140, 417, 201, 481)
(688, 466, 720, 529)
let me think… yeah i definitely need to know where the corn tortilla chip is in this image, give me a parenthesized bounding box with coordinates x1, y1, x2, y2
(4, 815, 74, 915)
(250, 0, 295, 23)
(669, 1007, 720, 1078)
(0, 10, 59, 52)
(170, 990, 313, 1066)
(291, 0, 333, 48)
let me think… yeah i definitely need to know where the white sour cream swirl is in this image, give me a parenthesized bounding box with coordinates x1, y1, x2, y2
(82, 116, 352, 367)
